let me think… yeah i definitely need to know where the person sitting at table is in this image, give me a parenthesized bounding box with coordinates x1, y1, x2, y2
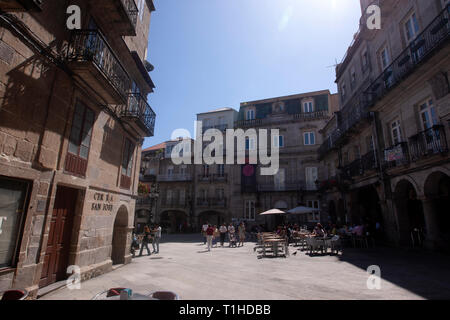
(352, 224, 364, 237)
(312, 223, 326, 237)
(330, 224, 338, 236)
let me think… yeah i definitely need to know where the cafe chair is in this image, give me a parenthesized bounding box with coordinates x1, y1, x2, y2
(1, 289, 29, 300)
(149, 291, 180, 300)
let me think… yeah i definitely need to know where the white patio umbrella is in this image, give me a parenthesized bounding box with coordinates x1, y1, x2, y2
(259, 209, 286, 215)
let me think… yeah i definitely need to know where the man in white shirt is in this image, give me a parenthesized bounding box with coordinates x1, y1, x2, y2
(219, 223, 228, 247)
(152, 224, 162, 254)
(202, 222, 209, 244)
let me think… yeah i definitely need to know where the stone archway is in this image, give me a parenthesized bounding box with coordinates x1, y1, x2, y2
(424, 171, 450, 251)
(111, 205, 129, 265)
(160, 210, 188, 234)
(394, 179, 426, 246)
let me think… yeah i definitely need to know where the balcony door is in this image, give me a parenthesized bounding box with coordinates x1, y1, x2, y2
(274, 168, 285, 191)
(419, 99, 441, 153)
(380, 46, 393, 88)
(306, 167, 318, 190)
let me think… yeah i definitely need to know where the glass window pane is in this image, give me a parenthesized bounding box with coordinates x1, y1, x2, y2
(68, 141, 78, 155)
(0, 179, 27, 268)
(80, 145, 89, 159)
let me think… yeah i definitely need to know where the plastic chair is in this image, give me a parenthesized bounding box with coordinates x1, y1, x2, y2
(1, 289, 29, 300)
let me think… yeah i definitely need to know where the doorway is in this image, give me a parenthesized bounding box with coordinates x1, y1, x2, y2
(39, 186, 78, 288)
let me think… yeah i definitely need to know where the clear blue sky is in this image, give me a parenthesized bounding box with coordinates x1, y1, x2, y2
(143, 0, 362, 149)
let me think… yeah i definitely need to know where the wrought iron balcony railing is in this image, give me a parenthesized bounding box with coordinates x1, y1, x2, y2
(384, 142, 410, 168)
(196, 198, 227, 208)
(120, 0, 139, 31)
(118, 93, 156, 137)
(320, 4, 450, 157)
(67, 30, 131, 103)
(366, 4, 450, 108)
(157, 174, 192, 182)
(341, 150, 377, 179)
(409, 125, 448, 161)
(293, 110, 329, 121)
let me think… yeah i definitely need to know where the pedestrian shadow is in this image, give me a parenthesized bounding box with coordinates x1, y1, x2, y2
(149, 257, 164, 260)
(197, 250, 210, 253)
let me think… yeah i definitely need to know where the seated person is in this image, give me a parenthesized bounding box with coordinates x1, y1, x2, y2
(312, 223, 326, 237)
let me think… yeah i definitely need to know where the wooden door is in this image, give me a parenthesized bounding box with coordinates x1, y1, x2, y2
(39, 187, 77, 288)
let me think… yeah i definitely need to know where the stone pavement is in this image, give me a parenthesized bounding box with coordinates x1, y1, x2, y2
(39, 234, 450, 300)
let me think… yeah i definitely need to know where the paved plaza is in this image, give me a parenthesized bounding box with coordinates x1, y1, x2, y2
(40, 234, 450, 300)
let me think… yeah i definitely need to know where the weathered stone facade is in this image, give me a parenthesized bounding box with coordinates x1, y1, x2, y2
(319, 0, 450, 251)
(0, 0, 156, 297)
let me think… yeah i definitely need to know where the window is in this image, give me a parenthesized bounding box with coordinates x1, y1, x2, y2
(167, 189, 173, 203)
(380, 46, 394, 88)
(165, 145, 174, 157)
(121, 138, 135, 189)
(306, 167, 318, 190)
(200, 189, 207, 201)
(303, 101, 314, 113)
(246, 137, 256, 150)
(167, 166, 174, 176)
(244, 200, 256, 221)
(202, 165, 210, 177)
(404, 12, 420, 43)
(66, 100, 95, 176)
(218, 164, 225, 176)
(361, 48, 369, 72)
(246, 109, 255, 120)
(341, 83, 346, 101)
(180, 189, 186, 204)
(350, 66, 356, 90)
(0, 178, 29, 269)
(274, 168, 286, 190)
(391, 119, 403, 145)
(307, 200, 320, 221)
(138, 0, 145, 21)
(273, 135, 284, 148)
(216, 189, 225, 200)
(180, 165, 187, 176)
(304, 132, 316, 145)
(419, 99, 438, 130)
(366, 135, 375, 151)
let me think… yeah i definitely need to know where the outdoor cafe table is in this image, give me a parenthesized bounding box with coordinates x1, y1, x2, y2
(263, 238, 287, 257)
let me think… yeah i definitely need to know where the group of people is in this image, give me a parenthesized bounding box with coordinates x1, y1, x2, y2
(132, 224, 162, 257)
(201, 222, 247, 251)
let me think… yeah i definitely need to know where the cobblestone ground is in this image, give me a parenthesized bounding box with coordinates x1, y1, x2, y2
(40, 234, 450, 300)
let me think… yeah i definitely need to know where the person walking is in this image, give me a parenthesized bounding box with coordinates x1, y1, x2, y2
(206, 224, 215, 251)
(238, 222, 246, 247)
(228, 223, 235, 247)
(152, 224, 162, 254)
(139, 226, 152, 256)
(219, 223, 227, 247)
(213, 225, 220, 247)
(202, 222, 209, 244)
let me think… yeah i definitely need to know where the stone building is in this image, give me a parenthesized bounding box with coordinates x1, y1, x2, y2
(0, 0, 156, 297)
(318, 0, 450, 251)
(139, 91, 339, 232)
(233, 90, 339, 230)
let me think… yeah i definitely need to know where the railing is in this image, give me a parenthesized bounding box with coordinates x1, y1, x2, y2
(384, 142, 410, 168)
(235, 119, 263, 127)
(136, 197, 154, 206)
(257, 181, 317, 192)
(212, 174, 228, 182)
(67, 30, 131, 101)
(197, 175, 211, 182)
(157, 174, 192, 182)
(366, 4, 450, 108)
(319, 4, 450, 157)
(121, 0, 139, 30)
(293, 111, 329, 121)
(161, 199, 188, 208)
(361, 150, 378, 172)
(203, 124, 228, 133)
(118, 93, 156, 136)
(196, 198, 227, 208)
(409, 125, 448, 161)
(341, 150, 377, 179)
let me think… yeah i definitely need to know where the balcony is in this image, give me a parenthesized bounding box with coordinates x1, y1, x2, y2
(196, 198, 227, 208)
(235, 119, 263, 128)
(0, 0, 42, 11)
(117, 93, 156, 137)
(384, 142, 410, 169)
(257, 181, 317, 192)
(409, 125, 448, 161)
(94, 0, 138, 36)
(366, 4, 450, 108)
(293, 111, 329, 121)
(157, 174, 192, 182)
(341, 150, 378, 179)
(67, 30, 130, 105)
(320, 4, 450, 158)
(197, 175, 212, 182)
(161, 199, 188, 208)
(212, 174, 228, 182)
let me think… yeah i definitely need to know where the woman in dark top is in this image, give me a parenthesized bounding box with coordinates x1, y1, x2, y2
(139, 226, 152, 256)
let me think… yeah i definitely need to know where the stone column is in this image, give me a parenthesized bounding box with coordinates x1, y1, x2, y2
(421, 198, 440, 250)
